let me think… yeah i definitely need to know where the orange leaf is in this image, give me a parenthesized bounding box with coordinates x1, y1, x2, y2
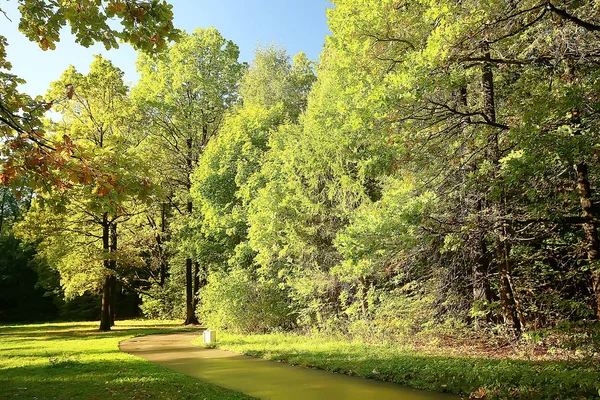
(63, 134, 73, 147)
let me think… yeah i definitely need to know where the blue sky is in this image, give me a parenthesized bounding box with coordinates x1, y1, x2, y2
(2, 0, 332, 97)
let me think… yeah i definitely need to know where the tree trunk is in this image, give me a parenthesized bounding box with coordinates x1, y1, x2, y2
(108, 276, 117, 326)
(575, 161, 600, 318)
(109, 222, 118, 325)
(0, 187, 6, 235)
(99, 213, 111, 331)
(184, 137, 199, 325)
(498, 233, 524, 332)
(99, 275, 112, 331)
(481, 49, 522, 334)
(160, 201, 168, 286)
(193, 261, 200, 310)
(460, 86, 494, 323)
(184, 258, 198, 324)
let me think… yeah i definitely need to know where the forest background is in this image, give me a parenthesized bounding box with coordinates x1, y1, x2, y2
(2, 0, 600, 357)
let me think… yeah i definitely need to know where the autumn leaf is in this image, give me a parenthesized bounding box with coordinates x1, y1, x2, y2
(63, 135, 73, 147)
(469, 387, 487, 399)
(1, 166, 18, 184)
(40, 37, 50, 50)
(107, 1, 127, 14)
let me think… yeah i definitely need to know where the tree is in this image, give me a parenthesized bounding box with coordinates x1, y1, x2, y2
(133, 27, 244, 325)
(190, 46, 316, 332)
(239, 46, 315, 121)
(17, 56, 150, 331)
(243, 37, 392, 329)
(0, 0, 178, 189)
(316, 0, 600, 333)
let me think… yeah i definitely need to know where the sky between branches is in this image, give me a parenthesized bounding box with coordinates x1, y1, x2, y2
(2, 0, 331, 97)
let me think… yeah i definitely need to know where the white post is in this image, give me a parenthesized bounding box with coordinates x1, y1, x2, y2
(203, 330, 216, 344)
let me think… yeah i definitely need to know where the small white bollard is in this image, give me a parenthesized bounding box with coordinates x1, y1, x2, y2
(203, 329, 216, 344)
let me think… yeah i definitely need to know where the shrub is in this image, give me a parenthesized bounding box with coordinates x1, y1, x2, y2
(140, 280, 186, 320)
(198, 268, 292, 333)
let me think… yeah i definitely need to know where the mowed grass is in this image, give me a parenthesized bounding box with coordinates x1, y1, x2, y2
(195, 332, 600, 399)
(0, 320, 253, 400)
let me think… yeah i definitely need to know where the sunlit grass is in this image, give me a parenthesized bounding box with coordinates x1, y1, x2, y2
(194, 331, 600, 399)
(0, 320, 253, 400)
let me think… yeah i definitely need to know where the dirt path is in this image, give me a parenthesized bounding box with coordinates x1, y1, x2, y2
(120, 332, 456, 400)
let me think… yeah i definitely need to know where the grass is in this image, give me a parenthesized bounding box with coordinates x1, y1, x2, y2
(194, 331, 600, 399)
(0, 320, 253, 400)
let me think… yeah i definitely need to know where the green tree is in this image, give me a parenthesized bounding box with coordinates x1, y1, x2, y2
(0, 0, 178, 188)
(189, 46, 316, 332)
(17, 56, 150, 331)
(316, 0, 600, 334)
(133, 27, 244, 325)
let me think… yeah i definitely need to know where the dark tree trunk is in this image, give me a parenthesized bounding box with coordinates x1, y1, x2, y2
(184, 137, 199, 325)
(109, 222, 118, 326)
(459, 86, 494, 322)
(0, 187, 6, 235)
(193, 261, 200, 310)
(100, 275, 112, 331)
(481, 50, 522, 334)
(569, 108, 600, 318)
(108, 276, 117, 326)
(575, 161, 600, 318)
(482, 53, 499, 163)
(99, 213, 112, 331)
(160, 201, 168, 286)
(184, 258, 198, 324)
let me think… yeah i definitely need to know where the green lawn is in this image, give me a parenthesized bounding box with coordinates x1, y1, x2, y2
(195, 332, 600, 399)
(0, 320, 253, 400)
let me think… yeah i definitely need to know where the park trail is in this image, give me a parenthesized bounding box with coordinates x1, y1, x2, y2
(120, 332, 457, 400)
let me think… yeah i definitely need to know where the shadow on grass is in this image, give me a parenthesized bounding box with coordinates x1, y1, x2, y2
(0, 322, 200, 340)
(0, 323, 94, 334)
(0, 322, 251, 400)
(0, 359, 252, 400)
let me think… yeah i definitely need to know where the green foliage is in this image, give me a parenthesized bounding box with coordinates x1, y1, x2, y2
(240, 46, 315, 121)
(0, 0, 178, 188)
(186, 45, 318, 330)
(140, 281, 186, 320)
(334, 178, 434, 283)
(192, 104, 286, 242)
(198, 268, 292, 333)
(0, 234, 59, 322)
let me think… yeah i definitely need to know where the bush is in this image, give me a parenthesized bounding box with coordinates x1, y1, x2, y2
(140, 280, 186, 320)
(58, 293, 101, 321)
(198, 268, 292, 333)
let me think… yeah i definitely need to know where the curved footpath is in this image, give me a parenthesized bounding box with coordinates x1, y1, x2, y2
(120, 332, 456, 400)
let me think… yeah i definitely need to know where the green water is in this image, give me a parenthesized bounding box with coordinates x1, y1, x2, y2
(121, 332, 457, 400)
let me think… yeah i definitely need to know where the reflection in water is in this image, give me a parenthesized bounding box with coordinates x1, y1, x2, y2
(121, 333, 457, 400)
